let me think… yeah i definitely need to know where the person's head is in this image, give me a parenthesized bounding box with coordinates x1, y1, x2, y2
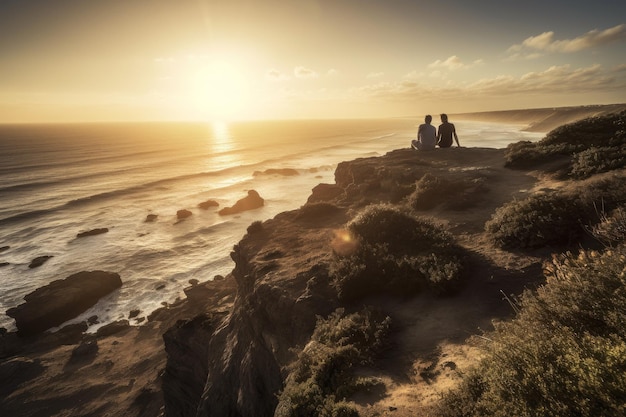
(425, 115, 432, 124)
(440, 113, 448, 123)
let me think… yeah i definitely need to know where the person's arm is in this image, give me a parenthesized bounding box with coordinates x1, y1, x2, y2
(452, 124, 460, 147)
(436, 126, 441, 145)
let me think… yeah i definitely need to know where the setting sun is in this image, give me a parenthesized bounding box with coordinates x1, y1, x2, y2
(185, 59, 251, 121)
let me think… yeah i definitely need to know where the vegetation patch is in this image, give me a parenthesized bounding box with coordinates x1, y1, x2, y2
(408, 173, 488, 211)
(485, 173, 626, 249)
(275, 308, 391, 417)
(331, 204, 463, 301)
(503, 111, 626, 177)
(437, 240, 626, 417)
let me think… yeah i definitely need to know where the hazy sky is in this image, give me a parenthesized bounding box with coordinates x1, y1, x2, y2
(1, 0, 625, 122)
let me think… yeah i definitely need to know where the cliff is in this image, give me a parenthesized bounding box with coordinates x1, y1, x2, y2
(4, 109, 624, 416)
(161, 146, 550, 417)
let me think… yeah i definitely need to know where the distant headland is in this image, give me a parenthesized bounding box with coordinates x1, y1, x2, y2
(453, 102, 626, 132)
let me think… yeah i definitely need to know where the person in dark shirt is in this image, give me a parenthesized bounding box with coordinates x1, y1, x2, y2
(437, 113, 460, 148)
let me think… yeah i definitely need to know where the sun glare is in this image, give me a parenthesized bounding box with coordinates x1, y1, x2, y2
(185, 60, 250, 122)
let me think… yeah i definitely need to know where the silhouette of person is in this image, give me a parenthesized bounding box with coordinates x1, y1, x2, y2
(411, 115, 437, 151)
(437, 113, 460, 148)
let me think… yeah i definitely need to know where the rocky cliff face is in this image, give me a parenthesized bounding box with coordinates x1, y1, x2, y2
(161, 147, 510, 416)
(161, 149, 437, 416)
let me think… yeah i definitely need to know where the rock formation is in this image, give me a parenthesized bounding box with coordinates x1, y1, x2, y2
(197, 199, 219, 210)
(28, 256, 53, 269)
(218, 190, 264, 215)
(6, 271, 122, 336)
(76, 228, 109, 238)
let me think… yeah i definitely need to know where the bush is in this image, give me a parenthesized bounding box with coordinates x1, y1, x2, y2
(485, 173, 626, 249)
(331, 205, 464, 301)
(297, 202, 342, 221)
(275, 308, 391, 417)
(504, 111, 626, 172)
(246, 220, 264, 234)
(408, 173, 488, 211)
(437, 244, 626, 417)
(590, 206, 626, 246)
(571, 146, 626, 179)
(485, 192, 583, 249)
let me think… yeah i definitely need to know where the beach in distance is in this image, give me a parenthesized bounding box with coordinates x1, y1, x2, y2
(0, 116, 543, 332)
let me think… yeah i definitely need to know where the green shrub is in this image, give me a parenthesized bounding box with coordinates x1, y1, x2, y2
(275, 308, 391, 417)
(570, 146, 626, 179)
(590, 207, 626, 246)
(485, 192, 583, 249)
(247, 220, 264, 234)
(408, 173, 488, 211)
(437, 245, 626, 417)
(486, 174, 626, 249)
(504, 111, 626, 172)
(297, 202, 342, 221)
(331, 205, 463, 301)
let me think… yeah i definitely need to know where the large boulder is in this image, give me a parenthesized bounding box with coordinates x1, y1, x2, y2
(6, 271, 122, 337)
(218, 190, 264, 216)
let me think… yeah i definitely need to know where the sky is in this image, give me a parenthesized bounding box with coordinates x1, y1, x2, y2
(1, 0, 625, 123)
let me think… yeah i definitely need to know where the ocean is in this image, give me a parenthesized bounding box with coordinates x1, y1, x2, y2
(0, 118, 544, 332)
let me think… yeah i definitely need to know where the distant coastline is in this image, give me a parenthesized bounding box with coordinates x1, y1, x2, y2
(453, 103, 626, 132)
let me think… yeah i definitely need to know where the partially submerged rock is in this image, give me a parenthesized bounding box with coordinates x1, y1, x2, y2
(218, 190, 264, 216)
(198, 200, 219, 210)
(176, 209, 192, 220)
(76, 228, 109, 238)
(145, 214, 158, 223)
(253, 168, 299, 177)
(28, 256, 53, 269)
(6, 271, 122, 336)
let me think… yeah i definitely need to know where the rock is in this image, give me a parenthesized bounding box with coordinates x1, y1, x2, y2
(156, 284, 166, 290)
(28, 256, 53, 269)
(307, 183, 344, 203)
(0, 246, 9, 252)
(6, 271, 122, 336)
(198, 200, 219, 210)
(70, 339, 98, 360)
(129, 309, 141, 319)
(87, 315, 99, 325)
(162, 314, 226, 417)
(76, 228, 109, 238)
(188, 279, 199, 286)
(0, 262, 9, 268)
(0, 357, 45, 397)
(145, 214, 158, 223)
(253, 168, 299, 177)
(218, 190, 264, 216)
(176, 209, 192, 220)
(96, 320, 130, 338)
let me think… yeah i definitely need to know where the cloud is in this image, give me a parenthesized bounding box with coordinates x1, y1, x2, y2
(327, 68, 339, 76)
(354, 63, 623, 101)
(428, 56, 484, 71)
(366, 72, 384, 79)
(266, 69, 290, 81)
(508, 24, 626, 58)
(294, 66, 319, 79)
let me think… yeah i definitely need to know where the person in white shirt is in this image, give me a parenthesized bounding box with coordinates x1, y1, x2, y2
(411, 115, 437, 151)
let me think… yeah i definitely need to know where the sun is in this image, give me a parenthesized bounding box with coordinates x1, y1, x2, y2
(184, 59, 251, 122)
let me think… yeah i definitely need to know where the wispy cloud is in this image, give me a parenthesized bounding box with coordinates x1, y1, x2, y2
(428, 56, 484, 71)
(507, 24, 626, 59)
(294, 66, 319, 79)
(266, 69, 290, 81)
(353, 63, 623, 101)
(366, 72, 385, 79)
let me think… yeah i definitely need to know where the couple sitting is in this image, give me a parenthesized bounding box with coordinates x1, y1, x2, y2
(411, 114, 460, 151)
